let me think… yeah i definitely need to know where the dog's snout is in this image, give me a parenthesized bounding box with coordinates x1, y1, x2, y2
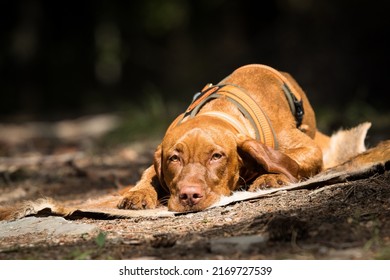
(179, 185, 203, 206)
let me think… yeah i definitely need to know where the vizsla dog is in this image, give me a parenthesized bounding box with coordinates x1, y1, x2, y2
(118, 64, 330, 212)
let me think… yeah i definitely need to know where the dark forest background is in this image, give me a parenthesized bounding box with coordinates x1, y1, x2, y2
(1, 0, 389, 141)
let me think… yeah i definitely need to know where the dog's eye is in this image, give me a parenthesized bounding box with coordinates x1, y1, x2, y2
(211, 153, 223, 161)
(169, 155, 180, 162)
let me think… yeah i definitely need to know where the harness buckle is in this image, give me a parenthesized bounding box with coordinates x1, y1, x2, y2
(293, 97, 304, 127)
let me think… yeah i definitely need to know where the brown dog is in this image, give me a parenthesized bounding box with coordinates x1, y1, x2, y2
(118, 64, 331, 212)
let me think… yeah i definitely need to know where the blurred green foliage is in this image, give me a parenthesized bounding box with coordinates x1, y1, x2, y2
(104, 94, 183, 144)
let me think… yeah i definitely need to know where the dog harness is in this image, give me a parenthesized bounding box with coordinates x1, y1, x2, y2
(168, 65, 304, 150)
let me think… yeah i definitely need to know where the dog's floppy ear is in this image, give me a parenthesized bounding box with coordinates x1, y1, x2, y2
(237, 135, 299, 182)
(153, 144, 169, 192)
(153, 144, 162, 177)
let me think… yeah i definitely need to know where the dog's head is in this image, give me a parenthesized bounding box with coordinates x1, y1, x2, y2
(153, 115, 298, 212)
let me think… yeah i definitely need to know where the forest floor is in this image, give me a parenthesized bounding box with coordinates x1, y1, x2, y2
(0, 116, 389, 260)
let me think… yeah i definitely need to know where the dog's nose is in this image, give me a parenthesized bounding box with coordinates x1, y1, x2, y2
(179, 185, 203, 206)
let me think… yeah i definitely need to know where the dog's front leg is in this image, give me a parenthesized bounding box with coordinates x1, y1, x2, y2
(117, 166, 159, 210)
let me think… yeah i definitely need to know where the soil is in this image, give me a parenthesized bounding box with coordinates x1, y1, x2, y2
(0, 138, 389, 260)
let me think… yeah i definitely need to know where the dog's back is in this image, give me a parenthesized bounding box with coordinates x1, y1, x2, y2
(219, 64, 317, 140)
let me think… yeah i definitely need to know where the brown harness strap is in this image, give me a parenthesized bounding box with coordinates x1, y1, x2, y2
(214, 85, 277, 148)
(198, 111, 252, 136)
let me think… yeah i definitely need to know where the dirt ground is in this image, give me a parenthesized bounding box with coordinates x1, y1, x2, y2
(0, 134, 390, 260)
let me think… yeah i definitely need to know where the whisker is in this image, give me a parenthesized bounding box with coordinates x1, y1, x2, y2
(158, 195, 171, 205)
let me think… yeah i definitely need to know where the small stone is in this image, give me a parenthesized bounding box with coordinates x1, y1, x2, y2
(0, 216, 99, 238)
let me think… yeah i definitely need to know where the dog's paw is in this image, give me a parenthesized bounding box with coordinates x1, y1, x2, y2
(248, 174, 292, 191)
(117, 189, 158, 210)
